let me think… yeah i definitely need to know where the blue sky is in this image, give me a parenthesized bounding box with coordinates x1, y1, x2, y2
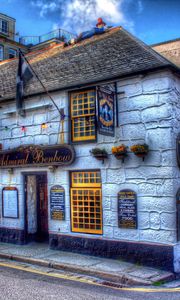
(0, 0, 179, 44)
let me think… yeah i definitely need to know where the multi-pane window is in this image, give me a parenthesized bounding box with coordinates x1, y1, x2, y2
(8, 48, 17, 59)
(71, 171, 102, 234)
(70, 90, 96, 142)
(0, 19, 8, 34)
(0, 45, 3, 61)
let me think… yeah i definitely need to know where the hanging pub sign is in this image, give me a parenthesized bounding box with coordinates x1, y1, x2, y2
(118, 189, 137, 229)
(50, 185, 65, 220)
(100, 83, 116, 93)
(0, 144, 75, 168)
(97, 86, 115, 136)
(2, 187, 19, 218)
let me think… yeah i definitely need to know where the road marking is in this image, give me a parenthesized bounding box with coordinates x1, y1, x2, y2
(0, 261, 179, 293)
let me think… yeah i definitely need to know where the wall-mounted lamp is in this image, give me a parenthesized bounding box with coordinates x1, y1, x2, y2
(7, 168, 14, 175)
(48, 166, 57, 173)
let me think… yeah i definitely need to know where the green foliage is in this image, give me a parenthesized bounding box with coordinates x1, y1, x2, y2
(90, 148, 108, 156)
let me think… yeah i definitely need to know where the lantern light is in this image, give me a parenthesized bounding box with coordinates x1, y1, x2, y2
(21, 126, 26, 132)
(41, 123, 48, 129)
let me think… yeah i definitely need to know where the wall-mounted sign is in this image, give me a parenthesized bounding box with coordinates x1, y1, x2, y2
(176, 188, 180, 241)
(176, 133, 180, 168)
(2, 187, 19, 218)
(118, 189, 137, 229)
(50, 185, 65, 220)
(0, 144, 75, 169)
(97, 86, 115, 136)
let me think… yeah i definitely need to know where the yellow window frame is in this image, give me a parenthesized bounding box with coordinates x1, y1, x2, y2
(71, 171, 101, 188)
(70, 90, 96, 142)
(71, 171, 102, 234)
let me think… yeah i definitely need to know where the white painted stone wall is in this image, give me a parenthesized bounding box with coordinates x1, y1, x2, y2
(0, 69, 180, 248)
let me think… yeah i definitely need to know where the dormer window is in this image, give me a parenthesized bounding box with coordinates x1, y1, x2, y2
(0, 19, 9, 34)
(8, 48, 17, 59)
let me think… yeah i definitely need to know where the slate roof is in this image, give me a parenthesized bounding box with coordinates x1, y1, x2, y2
(0, 27, 179, 102)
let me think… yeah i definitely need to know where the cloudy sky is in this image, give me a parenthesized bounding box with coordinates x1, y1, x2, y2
(0, 0, 179, 44)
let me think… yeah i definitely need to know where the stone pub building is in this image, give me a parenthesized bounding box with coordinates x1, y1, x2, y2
(0, 26, 180, 272)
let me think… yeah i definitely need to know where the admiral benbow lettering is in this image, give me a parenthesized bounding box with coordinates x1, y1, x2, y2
(0, 145, 75, 168)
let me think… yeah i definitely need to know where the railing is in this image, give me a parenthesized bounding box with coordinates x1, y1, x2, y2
(19, 28, 76, 46)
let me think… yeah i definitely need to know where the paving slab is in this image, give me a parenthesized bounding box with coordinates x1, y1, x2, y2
(39, 252, 103, 267)
(89, 260, 134, 273)
(163, 279, 180, 288)
(0, 246, 50, 257)
(128, 268, 161, 279)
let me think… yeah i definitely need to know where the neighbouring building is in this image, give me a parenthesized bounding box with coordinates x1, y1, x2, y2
(0, 12, 75, 62)
(0, 13, 27, 61)
(0, 25, 180, 273)
(152, 38, 180, 68)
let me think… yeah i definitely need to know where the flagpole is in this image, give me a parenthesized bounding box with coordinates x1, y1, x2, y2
(18, 49, 63, 119)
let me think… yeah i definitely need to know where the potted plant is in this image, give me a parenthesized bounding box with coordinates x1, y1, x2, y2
(130, 143, 149, 160)
(90, 148, 108, 162)
(111, 144, 128, 162)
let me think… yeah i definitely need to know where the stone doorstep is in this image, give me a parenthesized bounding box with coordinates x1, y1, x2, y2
(0, 252, 175, 287)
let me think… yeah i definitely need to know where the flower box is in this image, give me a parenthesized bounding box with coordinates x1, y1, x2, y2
(112, 145, 128, 162)
(130, 144, 149, 160)
(90, 148, 108, 163)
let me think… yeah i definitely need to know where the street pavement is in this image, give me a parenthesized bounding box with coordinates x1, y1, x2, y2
(0, 261, 180, 300)
(0, 242, 175, 286)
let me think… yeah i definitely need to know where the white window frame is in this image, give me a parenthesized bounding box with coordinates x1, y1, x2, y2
(0, 19, 9, 34)
(8, 48, 17, 59)
(0, 45, 4, 61)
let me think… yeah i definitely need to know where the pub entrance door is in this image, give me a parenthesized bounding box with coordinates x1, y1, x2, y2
(24, 173, 48, 242)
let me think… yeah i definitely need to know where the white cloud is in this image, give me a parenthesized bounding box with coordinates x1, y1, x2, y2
(31, 1, 57, 17)
(31, 0, 134, 34)
(137, 0, 143, 13)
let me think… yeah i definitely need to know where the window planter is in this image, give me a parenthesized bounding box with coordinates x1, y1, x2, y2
(90, 148, 108, 163)
(112, 145, 128, 163)
(130, 144, 149, 161)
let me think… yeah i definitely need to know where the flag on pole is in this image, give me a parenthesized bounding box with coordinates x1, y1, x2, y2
(16, 50, 34, 116)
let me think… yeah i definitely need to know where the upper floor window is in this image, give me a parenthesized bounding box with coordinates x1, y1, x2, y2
(0, 45, 3, 61)
(8, 48, 17, 59)
(70, 90, 96, 142)
(0, 19, 8, 34)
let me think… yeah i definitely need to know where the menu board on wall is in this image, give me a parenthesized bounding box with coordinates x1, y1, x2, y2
(118, 189, 137, 229)
(2, 187, 19, 218)
(50, 185, 65, 220)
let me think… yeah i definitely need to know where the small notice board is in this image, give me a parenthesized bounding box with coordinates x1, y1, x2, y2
(2, 187, 19, 218)
(118, 189, 137, 229)
(50, 185, 65, 220)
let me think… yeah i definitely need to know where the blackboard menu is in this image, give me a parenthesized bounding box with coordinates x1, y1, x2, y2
(118, 189, 137, 229)
(50, 185, 65, 220)
(176, 188, 180, 241)
(2, 187, 19, 218)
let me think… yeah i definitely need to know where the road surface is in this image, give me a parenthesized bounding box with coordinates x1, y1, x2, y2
(0, 260, 179, 300)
